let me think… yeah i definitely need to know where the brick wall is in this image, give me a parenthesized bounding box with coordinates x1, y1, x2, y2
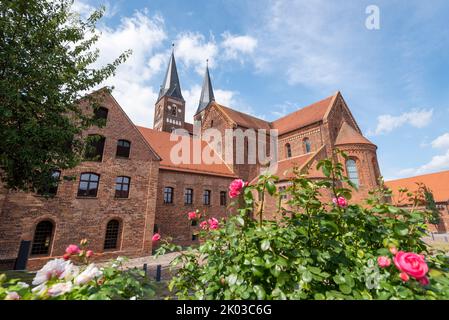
(154, 169, 234, 246)
(0, 91, 160, 270)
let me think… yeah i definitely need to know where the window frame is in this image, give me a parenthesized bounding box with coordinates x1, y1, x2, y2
(30, 220, 54, 256)
(94, 106, 109, 121)
(103, 219, 121, 251)
(285, 143, 292, 158)
(116, 139, 131, 158)
(220, 191, 227, 206)
(77, 172, 100, 197)
(203, 190, 211, 206)
(184, 188, 193, 205)
(164, 187, 174, 204)
(303, 138, 311, 153)
(346, 158, 360, 187)
(115, 176, 131, 199)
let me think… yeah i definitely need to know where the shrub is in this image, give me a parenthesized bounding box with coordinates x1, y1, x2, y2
(0, 240, 154, 300)
(158, 152, 449, 300)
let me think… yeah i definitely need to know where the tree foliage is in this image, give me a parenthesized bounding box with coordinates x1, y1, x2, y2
(0, 0, 130, 192)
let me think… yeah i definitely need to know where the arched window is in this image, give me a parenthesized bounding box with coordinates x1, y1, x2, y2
(346, 159, 359, 187)
(116, 140, 131, 158)
(31, 221, 54, 255)
(77, 172, 100, 197)
(303, 138, 311, 153)
(285, 143, 292, 158)
(104, 219, 120, 250)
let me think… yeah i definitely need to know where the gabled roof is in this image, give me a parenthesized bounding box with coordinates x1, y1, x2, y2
(137, 126, 236, 178)
(158, 51, 183, 101)
(214, 103, 272, 130)
(274, 153, 315, 181)
(210, 94, 337, 135)
(196, 65, 215, 115)
(271, 94, 336, 135)
(385, 170, 449, 204)
(334, 121, 375, 146)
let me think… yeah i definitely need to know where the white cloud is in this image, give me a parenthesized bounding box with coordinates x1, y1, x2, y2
(431, 133, 449, 149)
(221, 32, 257, 61)
(371, 109, 433, 135)
(175, 32, 218, 74)
(89, 10, 167, 126)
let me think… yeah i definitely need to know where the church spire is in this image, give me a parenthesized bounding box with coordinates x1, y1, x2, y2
(196, 60, 215, 114)
(158, 44, 184, 101)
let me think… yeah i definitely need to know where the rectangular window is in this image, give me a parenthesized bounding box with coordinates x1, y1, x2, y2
(115, 176, 130, 198)
(192, 234, 198, 241)
(220, 191, 227, 206)
(84, 135, 105, 162)
(203, 190, 211, 205)
(77, 173, 100, 197)
(116, 140, 131, 158)
(184, 188, 193, 205)
(164, 187, 173, 204)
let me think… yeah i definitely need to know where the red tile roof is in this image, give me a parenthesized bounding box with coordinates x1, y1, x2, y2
(137, 126, 236, 178)
(215, 94, 336, 135)
(275, 153, 315, 181)
(216, 103, 271, 130)
(385, 170, 449, 204)
(334, 121, 375, 146)
(271, 94, 335, 135)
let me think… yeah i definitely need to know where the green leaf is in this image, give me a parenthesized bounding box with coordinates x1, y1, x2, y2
(302, 270, 313, 283)
(253, 285, 266, 300)
(252, 257, 264, 266)
(266, 180, 276, 195)
(261, 239, 271, 251)
(339, 284, 352, 294)
(394, 225, 409, 236)
(236, 216, 245, 226)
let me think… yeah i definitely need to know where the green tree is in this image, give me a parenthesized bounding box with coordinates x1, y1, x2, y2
(0, 0, 130, 192)
(423, 186, 441, 227)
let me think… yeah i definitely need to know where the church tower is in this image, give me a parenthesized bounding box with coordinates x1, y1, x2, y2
(194, 62, 215, 124)
(153, 47, 185, 132)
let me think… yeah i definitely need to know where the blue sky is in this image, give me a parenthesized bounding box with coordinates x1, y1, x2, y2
(72, 0, 449, 180)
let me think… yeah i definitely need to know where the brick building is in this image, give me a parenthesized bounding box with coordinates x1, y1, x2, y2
(0, 50, 381, 269)
(386, 170, 449, 233)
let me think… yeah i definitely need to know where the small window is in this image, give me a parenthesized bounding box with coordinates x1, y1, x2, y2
(191, 220, 198, 226)
(185, 188, 193, 205)
(116, 140, 131, 158)
(164, 187, 173, 204)
(220, 191, 227, 206)
(203, 190, 211, 205)
(115, 176, 130, 198)
(77, 172, 100, 197)
(171, 106, 177, 116)
(104, 220, 120, 250)
(303, 138, 311, 153)
(346, 159, 359, 187)
(31, 221, 54, 256)
(37, 170, 61, 196)
(85, 135, 105, 161)
(285, 143, 292, 158)
(94, 107, 108, 121)
(192, 234, 198, 241)
(210, 120, 214, 128)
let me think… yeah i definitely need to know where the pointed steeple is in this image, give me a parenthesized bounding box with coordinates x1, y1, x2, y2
(196, 61, 215, 115)
(158, 44, 184, 101)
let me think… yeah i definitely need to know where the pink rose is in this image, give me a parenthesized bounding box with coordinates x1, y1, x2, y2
(389, 247, 398, 255)
(200, 221, 208, 230)
(418, 276, 429, 286)
(229, 179, 246, 198)
(5, 291, 20, 300)
(65, 244, 80, 255)
(393, 251, 428, 280)
(377, 256, 391, 268)
(208, 218, 219, 230)
(400, 272, 409, 282)
(188, 211, 197, 220)
(332, 196, 348, 208)
(86, 250, 94, 258)
(152, 233, 161, 242)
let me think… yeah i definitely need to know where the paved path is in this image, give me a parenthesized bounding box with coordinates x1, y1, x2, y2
(98, 251, 182, 270)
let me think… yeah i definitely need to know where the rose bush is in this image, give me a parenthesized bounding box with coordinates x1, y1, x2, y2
(0, 240, 155, 300)
(157, 151, 449, 300)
